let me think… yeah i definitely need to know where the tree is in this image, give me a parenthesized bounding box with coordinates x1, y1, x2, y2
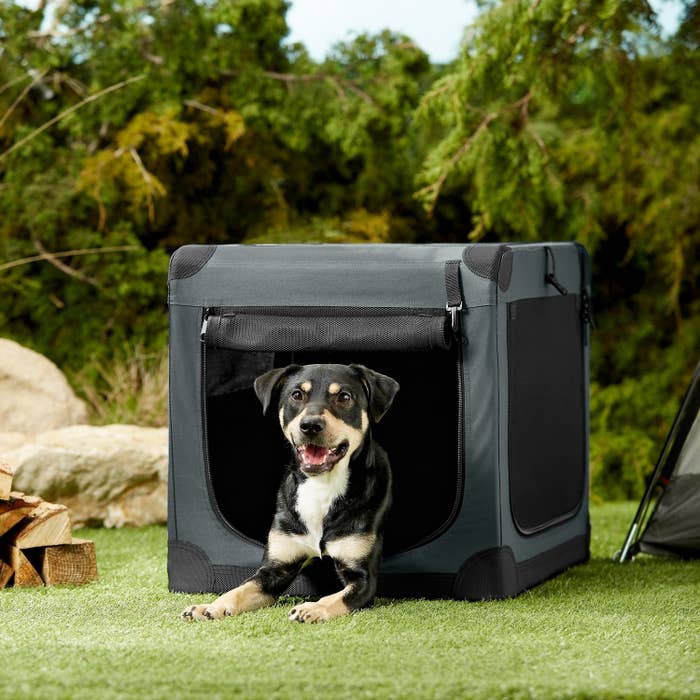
(0, 0, 433, 372)
(416, 0, 700, 498)
(2, 0, 698, 499)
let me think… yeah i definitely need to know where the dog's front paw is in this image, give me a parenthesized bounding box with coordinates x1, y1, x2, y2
(180, 603, 232, 621)
(288, 601, 332, 623)
(180, 604, 210, 621)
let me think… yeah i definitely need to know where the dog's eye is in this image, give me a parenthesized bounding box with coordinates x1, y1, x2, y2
(290, 390, 305, 402)
(337, 391, 352, 403)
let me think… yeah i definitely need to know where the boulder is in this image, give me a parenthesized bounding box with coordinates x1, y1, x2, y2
(0, 338, 88, 434)
(8, 424, 167, 527)
(0, 432, 27, 452)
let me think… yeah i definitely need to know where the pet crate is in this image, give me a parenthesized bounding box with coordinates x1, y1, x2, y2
(167, 243, 591, 600)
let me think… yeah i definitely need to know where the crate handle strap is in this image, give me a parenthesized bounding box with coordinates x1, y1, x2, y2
(544, 246, 568, 296)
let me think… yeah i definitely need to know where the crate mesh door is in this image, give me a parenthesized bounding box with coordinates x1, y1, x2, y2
(201, 306, 464, 555)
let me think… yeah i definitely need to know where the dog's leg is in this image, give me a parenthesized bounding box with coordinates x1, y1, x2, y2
(180, 560, 305, 621)
(181, 530, 312, 621)
(288, 534, 380, 623)
(180, 577, 275, 621)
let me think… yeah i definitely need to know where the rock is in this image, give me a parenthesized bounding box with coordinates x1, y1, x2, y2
(8, 424, 167, 527)
(0, 432, 27, 452)
(0, 338, 88, 434)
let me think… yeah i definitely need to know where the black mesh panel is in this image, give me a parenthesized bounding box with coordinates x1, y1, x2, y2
(507, 295, 586, 534)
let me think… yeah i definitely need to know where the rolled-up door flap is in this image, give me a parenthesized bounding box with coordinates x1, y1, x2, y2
(202, 308, 452, 353)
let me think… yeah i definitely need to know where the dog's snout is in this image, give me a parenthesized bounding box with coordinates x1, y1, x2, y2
(299, 415, 325, 436)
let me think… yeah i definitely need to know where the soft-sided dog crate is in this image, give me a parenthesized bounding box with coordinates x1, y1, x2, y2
(167, 243, 592, 600)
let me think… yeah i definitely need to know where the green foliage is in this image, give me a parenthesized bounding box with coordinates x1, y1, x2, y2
(244, 209, 393, 244)
(0, 0, 433, 377)
(74, 344, 168, 427)
(417, 0, 700, 498)
(1, 0, 699, 500)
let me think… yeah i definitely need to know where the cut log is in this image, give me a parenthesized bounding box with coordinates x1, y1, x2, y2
(0, 459, 15, 500)
(0, 507, 33, 538)
(0, 493, 42, 538)
(38, 538, 98, 586)
(0, 559, 13, 588)
(3, 545, 42, 587)
(2, 492, 42, 507)
(10, 502, 72, 549)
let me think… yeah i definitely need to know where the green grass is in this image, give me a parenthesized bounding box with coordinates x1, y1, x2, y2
(1, 503, 698, 700)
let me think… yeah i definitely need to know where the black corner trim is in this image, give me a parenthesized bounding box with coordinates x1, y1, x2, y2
(453, 531, 590, 601)
(169, 245, 216, 281)
(463, 245, 512, 291)
(453, 546, 519, 599)
(168, 539, 214, 593)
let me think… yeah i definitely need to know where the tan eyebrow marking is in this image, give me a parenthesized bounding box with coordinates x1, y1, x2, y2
(300, 381, 312, 392)
(328, 383, 341, 395)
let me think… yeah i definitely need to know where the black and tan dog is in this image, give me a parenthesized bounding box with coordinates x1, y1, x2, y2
(181, 363, 399, 623)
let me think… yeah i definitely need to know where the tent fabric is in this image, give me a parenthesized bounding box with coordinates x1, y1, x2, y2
(621, 361, 700, 561)
(675, 410, 700, 476)
(641, 474, 700, 553)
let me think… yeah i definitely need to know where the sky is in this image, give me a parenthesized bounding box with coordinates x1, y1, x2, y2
(287, 0, 479, 64)
(287, 0, 687, 64)
(17, 0, 688, 64)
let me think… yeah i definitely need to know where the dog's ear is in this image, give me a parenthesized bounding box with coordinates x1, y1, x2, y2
(349, 364, 400, 423)
(254, 365, 301, 415)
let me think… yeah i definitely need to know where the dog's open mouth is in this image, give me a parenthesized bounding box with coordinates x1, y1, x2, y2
(296, 441, 349, 475)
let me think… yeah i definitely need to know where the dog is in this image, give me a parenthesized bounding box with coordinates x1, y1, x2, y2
(181, 363, 399, 623)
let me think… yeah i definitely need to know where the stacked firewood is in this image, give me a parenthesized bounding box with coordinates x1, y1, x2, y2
(0, 460, 97, 588)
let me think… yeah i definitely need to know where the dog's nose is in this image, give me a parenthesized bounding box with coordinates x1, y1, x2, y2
(300, 416, 325, 436)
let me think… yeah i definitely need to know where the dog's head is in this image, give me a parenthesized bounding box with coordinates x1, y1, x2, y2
(254, 363, 399, 477)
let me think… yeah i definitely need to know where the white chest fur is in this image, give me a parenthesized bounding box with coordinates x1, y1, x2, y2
(293, 458, 350, 557)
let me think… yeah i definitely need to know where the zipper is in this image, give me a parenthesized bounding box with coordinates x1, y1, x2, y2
(200, 307, 210, 341)
(404, 260, 465, 552)
(199, 290, 467, 553)
(208, 305, 447, 319)
(445, 260, 466, 551)
(454, 336, 465, 533)
(580, 288, 595, 330)
(576, 244, 595, 349)
(403, 307, 465, 553)
(201, 305, 454, 353)
(199, 307, 262, 547)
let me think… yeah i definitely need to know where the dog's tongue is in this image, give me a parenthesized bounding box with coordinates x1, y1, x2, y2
(301, 444, 329, 465)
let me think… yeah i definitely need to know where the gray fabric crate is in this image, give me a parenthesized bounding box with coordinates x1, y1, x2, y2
(167, 242, 591, 600)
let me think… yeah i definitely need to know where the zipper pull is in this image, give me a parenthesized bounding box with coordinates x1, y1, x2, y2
(446, 302, 463, 334)
(200, 308, 210, 343)
(444, 259, 465, 336)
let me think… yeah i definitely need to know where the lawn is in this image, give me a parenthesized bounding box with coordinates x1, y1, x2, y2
(1, 503, 698, 700)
